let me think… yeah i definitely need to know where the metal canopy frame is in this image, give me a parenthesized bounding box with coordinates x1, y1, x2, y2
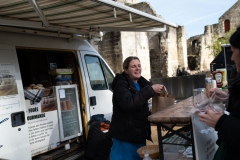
(0, 0, 178, 39)
(28, 0, 49, 27)
(91, 0, 178, 27)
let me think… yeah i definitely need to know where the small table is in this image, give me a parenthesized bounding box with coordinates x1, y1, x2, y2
(148, 96, 197, 160)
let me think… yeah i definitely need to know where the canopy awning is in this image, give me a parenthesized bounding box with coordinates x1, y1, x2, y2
(0, 0, 178, 39)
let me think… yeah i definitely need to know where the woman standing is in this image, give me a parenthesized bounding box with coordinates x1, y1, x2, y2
(109, 56, 164, 160)
(199, 27, 240, 159)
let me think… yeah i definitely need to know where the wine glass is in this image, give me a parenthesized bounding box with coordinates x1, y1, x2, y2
(193, 88, 209, 113)
(193, 88, 212, 134)
(209, 90, 229, 113)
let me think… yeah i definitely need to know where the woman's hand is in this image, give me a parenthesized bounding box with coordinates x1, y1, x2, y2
(198, 107, 223, 128)
(209, 88, 228, 98)
(152, 84, 164, 94)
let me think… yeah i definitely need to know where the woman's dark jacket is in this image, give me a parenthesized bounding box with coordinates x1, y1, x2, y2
(215, 73, 240, 159)
(109, 72, 155, 144)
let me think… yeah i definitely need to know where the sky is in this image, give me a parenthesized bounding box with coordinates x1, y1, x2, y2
(139, 0, 238, 39)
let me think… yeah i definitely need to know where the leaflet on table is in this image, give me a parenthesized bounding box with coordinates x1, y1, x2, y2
(191, 113, 218, 160)
(0, 63, 20, 114)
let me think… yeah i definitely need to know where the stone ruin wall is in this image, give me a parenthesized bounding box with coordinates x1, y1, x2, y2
(148, 25, 187, 78)
(200, 26, 215, 71)
(119, 1, 157, 80)
(187, 26, 214, 72)
(98, 32, 123, 74)
(92, 0, 187, 79)
(92, 0, 240, 79)
(187, 35, 201, 71)
(218, 1, 240, 36)
(121, 32, 151, 79)
(166, 27, 178, 77)
(212, 24, 219, 35)
(123, 2, 187, 79)
(176, 26, 188, 75)
(148, 31, 167, 78)
(187, 1, 240, 73)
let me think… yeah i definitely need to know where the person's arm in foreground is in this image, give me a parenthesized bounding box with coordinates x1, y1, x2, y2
(199, 107, 240, 151)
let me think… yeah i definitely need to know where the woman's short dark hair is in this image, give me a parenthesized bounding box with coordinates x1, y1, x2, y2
(229, 27, 240, 49)
(123, 56, 140, 69)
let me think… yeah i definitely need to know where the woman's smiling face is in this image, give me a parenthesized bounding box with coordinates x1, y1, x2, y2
(231, 46, 240, 72)
(124, 59, 141, 82)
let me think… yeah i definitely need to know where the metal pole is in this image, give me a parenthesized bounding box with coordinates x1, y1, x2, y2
(157, 124, 164, 160)
(221, 44, 230, 84)
(223, 46, 227, 80)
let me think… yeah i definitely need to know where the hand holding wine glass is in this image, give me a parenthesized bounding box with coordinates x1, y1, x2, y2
(195, 88, 229, 134)
(193, 88, 213, 134)
(193, 88, 210, 113)
(199, 107, 224, 128)
(209, 89, 229, 113)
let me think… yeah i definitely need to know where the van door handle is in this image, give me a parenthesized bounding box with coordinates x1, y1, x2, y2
(90, 96, 96, 106)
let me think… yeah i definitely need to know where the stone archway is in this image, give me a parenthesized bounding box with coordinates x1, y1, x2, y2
(188, 56, 197, 70)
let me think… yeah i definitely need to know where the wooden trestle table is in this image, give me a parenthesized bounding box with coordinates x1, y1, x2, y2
(148, 96, 197, 160)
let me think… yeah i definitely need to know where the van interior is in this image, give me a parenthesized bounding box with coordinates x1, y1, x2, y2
(16, 48, 85, 159)
(16, 48, 80, 88)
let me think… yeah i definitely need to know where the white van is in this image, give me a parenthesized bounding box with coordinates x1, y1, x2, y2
(0, 0, 178, 158)
(0, 30, 114, 159)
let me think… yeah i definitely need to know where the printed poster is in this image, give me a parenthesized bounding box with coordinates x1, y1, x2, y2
(0, 63, 20, 114)
(25, 100, 60, 156)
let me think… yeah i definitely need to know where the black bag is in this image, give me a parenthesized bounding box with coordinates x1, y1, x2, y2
(84, 122, 112, 160)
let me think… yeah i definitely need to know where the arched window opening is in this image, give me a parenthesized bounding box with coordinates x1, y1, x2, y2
(188, 56, 197, 70)
(224, 20, 230, 33)
(192, 40, 198, 52)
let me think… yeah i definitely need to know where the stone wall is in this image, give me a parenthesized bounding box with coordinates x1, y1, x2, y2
(121, 32, 151, 80)
(187, 1, 240, 73)
(128, 2, 187, 78)
(165, 26, 188, 77)
(148, 32, 166, 78)
(187, 26, 214, 71)
(218, 1, 240, 36)
(200, 26, 214, 71)
(187, 35, 201, 70)
(128, 2, 162, 18)
(165, 27, 177, 77)
(98, 32, 123, 74)
(91, 1, 187, 80)
(130, 2, 165, 79)
(177, 26, 188, 73)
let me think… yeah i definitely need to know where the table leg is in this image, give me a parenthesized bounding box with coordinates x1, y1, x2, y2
(155, 123, 196, 160)
(157, 124, 164, 160)
(190, 120, 196, 160)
